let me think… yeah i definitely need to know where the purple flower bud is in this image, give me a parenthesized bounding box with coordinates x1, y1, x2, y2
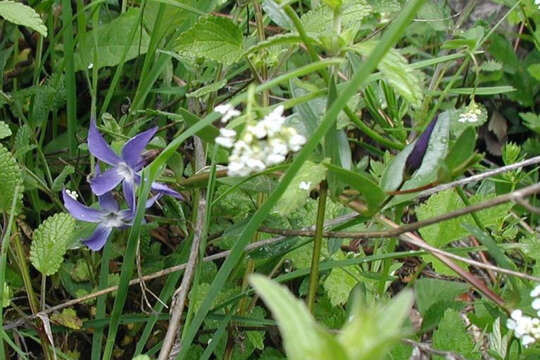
(405, 117, 438, 173)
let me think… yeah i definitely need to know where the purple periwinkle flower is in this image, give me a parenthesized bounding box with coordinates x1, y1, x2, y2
(88, 119, 183, 206)
(62, 189, 159, 251)
(405, 117, 438, 174)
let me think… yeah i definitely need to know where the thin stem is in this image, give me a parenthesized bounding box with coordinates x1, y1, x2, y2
(307, 181, 328, 311)
(91, 239, 113, 360)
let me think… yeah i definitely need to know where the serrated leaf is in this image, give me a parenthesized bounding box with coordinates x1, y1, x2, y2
(0, 143, 23, 213)
(74, 8, 150, 71)
(324, 259, 362, 306)
(414, 278, 468, 314)
(175, 15, 244, 65)
(432, 309, 481, 360)
(519, 112, 540, 134)
(0, 1, 47, 37)
(30, 213, 76, 276)
(352, 40, 423, 107)
(0, 121, 11, 139)
(415, 190, 513, 248)
(301, 1, 372, 35)
(249, 275, 349, 360)
(272, 161, 327, 216)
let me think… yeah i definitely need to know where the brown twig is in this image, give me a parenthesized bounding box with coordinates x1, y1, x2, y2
(159, 137, 207, 360)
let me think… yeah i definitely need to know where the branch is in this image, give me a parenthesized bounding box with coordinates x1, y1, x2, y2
(260, 182, 540, 240)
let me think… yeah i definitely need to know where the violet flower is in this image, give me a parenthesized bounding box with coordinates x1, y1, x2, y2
(88, 119, 183, 206)
(62, 189, 158, 251)
(405, 117, 438, 174)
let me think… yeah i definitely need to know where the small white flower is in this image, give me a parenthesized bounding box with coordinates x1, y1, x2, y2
(532, 298, 540, 310)
(88, 63, 94, 69)
(299, 181, 311, 190)
(215, 128, 237, 148)
(219, 128, 236, 138)
(531, 284, 540, 297)
(248, 124, 267, 139)
(66, 189, 78, 199)
(288, 133, 306, 152)
(215, 104, 241, 123)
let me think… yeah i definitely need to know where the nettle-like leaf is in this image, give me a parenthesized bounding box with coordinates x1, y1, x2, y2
(30, 213, 76, 276)
(175, 15, 244, 65)
(74, 8, 150, 71)
(323, 252, 363, 306)
(0, 143, 23, 213)
(0, 1, 47, 37)
(301, 0, 372, 35)
(249, 275, 349, 360)
(432, 309, 481, 360)
(352, 41, 423, 107)
(272, 160, 327, 216)
(0, 121, 11, 139)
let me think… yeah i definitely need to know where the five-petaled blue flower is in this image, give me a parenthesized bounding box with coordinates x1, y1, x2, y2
(88, 119, 183, 208)
(62, 190, 133, 251)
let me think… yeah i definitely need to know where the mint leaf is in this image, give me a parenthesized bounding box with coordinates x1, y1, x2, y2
(432, 309, 481, 359)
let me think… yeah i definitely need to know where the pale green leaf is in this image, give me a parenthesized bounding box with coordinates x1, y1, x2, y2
(262, 0, 294, 29)
(30, 213, 76, 276)
(352, 40, 423, 107)
(432, 309, 481, 359)
(249, 274, 348, 360)
(186, 79, 227, 98)
(272, 160, 327, 216)
(414, 278, 468, 314)
(301, 1, 372, 35)
(175, 15, 244, 65)
(0, 1, 47, 36)
(380, 142, 414, 192)
(323, 260, 361, 306)
(527, 63, 540, 81)
(0, 143, 23, 213)
(338, 290, 414, 360)
(51, 165, 75, 192)
(0, 121, 11, 139)
(50, 308, 82, 330)
(74, 8, 150, 71)
(519, 112, 540, 134)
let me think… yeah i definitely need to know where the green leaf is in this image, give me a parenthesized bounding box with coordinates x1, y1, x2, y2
(0, 1, 47, 36)
(380, 142, 414, 192)
(325, 163, 386, 214)
(186, 79, 227, 98)
(51, 165, 75, 192)
(30, 213, 76, 276)
(323, 0, 343, 10)
(50, 308, 82, 329)
(415, 190, 512, 248)
(352, 41, 423, 107)
(74, 8, 150, 71)
(301, 1, 372, 35)
(0, 121, 11, 140)
(527, 63, 540, 81)
(0, 143, 23, 213)
(444, 126, 476, 172)
(175, 15, 244, 65)
(519, 112, 540, 135)
(338, 290, 414, 360)
(249, 274, 349, 360)
(323, 257, 362, 306)
(414, 278, 468, 314)
(432, 309, 481, 359)
(262, 0, 294, 30)
(272, 161, 327, 216)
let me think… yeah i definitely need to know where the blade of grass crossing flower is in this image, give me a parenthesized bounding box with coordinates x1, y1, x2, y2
(102, 171, 152, 360)
(177, 1, 427, 358)
(0, 185, 21, 359)
(62, 0, 77, 155)
(91, 240, 113, 360)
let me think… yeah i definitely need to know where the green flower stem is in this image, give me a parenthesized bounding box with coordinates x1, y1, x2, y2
(307, 181, 328, 312)
(13, 227, 52, 360)
(91, 239, 113, 360)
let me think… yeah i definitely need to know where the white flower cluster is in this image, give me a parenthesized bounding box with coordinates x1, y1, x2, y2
(66, 189, 78, 199)
(214, 104, 306, 177)
(536, 0, 540, 9)
(458, 101, 482, 123)
(506, 285, 540, 347)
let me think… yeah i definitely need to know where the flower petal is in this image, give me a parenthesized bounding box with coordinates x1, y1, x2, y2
(98, 192, 119, 212)
(122, 180, 136, 218)
(83, 225, 113, 251)
(90, 168, 123, 196)
(150, 181, 184, 200)
(121, 127, 158, 168)
(62, 190, 103, 223)
(88, 119, 122, 166)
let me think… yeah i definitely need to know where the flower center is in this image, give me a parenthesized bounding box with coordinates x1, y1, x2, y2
(117, 162, 134, 183)
(101, 212, 125, 228)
